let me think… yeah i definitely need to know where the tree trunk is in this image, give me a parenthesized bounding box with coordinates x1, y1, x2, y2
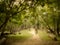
(56, 0, 60, 36)
(0, 16, 10, 36)
(56, 17, 60, 36)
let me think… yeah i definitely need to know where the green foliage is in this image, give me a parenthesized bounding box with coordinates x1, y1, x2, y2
(0, 0, 60, 37)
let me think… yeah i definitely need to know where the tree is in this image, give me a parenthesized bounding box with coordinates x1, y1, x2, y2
(0, 0, 43, 36)
(0, 0, 60, 39)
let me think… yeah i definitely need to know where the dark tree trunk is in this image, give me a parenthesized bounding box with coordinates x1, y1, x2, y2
(0, 19, 8, 30)
(47, 27, 55, 34)
(0, 16, 10, 36)
(56, 18, 60, 36)
(56, 0, 60, 36)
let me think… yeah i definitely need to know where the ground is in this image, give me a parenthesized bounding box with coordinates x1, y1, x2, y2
(0, 28, 60, 45)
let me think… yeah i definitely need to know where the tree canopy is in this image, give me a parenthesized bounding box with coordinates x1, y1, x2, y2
(0, 0, 60, 37)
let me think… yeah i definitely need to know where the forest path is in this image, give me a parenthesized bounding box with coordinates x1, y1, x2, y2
(1, 29, 60, 45)
(3, 34, 43, 45)
(2, 33, 60, 45)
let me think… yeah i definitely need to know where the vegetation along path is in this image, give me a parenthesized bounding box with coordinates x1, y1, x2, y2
(1, 30, 60, 45)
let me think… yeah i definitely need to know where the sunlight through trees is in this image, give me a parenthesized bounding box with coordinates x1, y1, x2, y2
(0, 0, 60, 41)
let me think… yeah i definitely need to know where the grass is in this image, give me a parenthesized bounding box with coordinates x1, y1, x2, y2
(1, 29, 60, 45)
(6, 29, 60, 41)
(7, 30, 52, 40)
(38, 30, 52, 40)
(7, 30, 32, 41)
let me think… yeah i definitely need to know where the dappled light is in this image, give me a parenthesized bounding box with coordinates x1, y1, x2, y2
(0, 0, 60, 45)
(29, 28, 36, 36)
(29, 28, 40, 40)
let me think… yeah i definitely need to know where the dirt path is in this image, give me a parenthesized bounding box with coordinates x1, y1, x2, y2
(1, 34, 60, 45)
(4, 34, 42, 45)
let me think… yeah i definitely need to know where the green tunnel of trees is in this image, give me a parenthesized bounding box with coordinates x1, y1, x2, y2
(0, 0, 60, 38)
